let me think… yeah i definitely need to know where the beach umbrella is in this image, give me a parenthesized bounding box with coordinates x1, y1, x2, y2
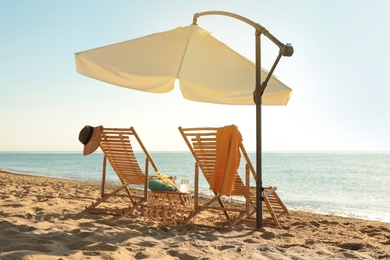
(75, 11, 293, 228)
(75, 26, 291, 106)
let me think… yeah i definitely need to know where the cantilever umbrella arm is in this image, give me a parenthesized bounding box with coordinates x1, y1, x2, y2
(257, 49, 284, 97)
(193, 11, 294, 228)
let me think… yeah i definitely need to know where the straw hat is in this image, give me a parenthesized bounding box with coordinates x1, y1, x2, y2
(78, 125, 102, 156)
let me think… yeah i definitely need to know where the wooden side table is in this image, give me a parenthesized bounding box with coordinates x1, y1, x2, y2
(144, 191, 193, 225)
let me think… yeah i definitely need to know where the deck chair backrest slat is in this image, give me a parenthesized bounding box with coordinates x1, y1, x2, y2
(85, 126, 161, 217)
(179, 126, 248, 197)
(100, 127, 155, 185)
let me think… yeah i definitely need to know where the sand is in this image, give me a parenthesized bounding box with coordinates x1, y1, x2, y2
(0, 170, 389, 259)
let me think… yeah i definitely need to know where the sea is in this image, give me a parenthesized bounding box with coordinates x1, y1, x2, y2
(1, 151, 389, 223)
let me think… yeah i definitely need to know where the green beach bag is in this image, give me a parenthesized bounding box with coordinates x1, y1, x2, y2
(148, 179, 176, 192)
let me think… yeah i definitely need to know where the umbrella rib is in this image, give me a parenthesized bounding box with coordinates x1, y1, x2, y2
(176, 25, 196, 80)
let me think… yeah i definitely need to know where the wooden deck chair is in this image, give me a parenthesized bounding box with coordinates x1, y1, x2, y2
(86, 127, 158, 215)
(178, 126, 290, 227)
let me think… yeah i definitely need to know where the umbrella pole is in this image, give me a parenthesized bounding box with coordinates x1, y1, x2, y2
(255, 30, 263, 229)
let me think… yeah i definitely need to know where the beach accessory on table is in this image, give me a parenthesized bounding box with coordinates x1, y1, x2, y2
(156, 171, 179, 190)
(148, 179, 176, 191)
(180, 179, 190, 193)
(78, 125, 102, 156)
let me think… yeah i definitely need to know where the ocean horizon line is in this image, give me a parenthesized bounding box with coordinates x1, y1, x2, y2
(1, 150, 390, 154)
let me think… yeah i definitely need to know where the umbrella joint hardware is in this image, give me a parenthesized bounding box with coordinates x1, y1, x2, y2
(259, 186, 265, 202)
(253, 83, 267, 104)
(281, 43, 294, 57)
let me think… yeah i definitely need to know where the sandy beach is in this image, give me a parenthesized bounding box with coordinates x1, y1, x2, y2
(0, 170, 389, 259)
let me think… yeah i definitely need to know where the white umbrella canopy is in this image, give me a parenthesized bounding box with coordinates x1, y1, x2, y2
(75, 24, 292, 106)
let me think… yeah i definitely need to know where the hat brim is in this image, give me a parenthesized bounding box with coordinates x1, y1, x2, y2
(83, 126, 102, 156)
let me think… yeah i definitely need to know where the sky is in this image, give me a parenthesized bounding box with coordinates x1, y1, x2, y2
(1, 0, 389, 152)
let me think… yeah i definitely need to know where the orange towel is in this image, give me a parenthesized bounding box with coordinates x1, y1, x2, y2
(210, 125, 242, 196)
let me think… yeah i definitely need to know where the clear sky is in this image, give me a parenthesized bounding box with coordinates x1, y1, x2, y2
(1, 1, 389, 152)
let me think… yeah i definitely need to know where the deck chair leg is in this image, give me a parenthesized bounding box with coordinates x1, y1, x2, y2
(245, 164, 250, 215)
(87, 182, 131, 210)
(124, 185, 137, 205)
(194, 162, 199, 209)
(144, 157, 150, 203)
(215, 194, 230, 220)
(182, 209, 199, 224)
(270, 189, 290, 217)
(229, 211, 247, 227)
(263, 191, 280, 226)
(123, 199, 145, 216)
(101, 156, 107, 198)
(183, 194, 224, 224)
(183, 163, 199, 224)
